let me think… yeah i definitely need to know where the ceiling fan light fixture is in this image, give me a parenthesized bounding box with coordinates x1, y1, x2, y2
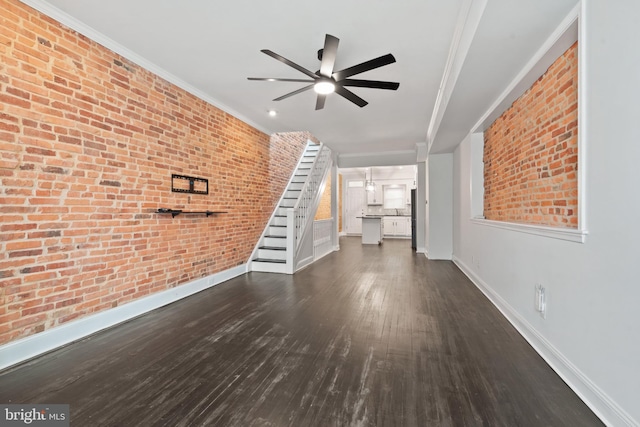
(314, 80, 335, 95)
(248, 34, 399, 110)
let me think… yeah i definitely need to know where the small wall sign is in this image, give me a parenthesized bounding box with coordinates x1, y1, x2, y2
(171, 174, 209, 195)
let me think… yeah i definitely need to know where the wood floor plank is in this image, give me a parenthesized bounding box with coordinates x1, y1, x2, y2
(0, 237, 602, 426)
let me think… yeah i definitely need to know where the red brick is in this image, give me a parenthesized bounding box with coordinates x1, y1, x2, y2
(0, 0, 309, 347)
(484, 43, 577, 228)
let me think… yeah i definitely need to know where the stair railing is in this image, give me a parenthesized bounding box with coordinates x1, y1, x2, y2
(286, 143, 332, 271)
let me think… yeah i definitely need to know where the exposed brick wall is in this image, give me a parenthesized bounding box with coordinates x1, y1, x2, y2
(313, 174, 342, 230)
(483, 42, 578, 228)
(269, 131, 318, 196)
(0, 0, 308, 345)
(314, 175, 332, 221)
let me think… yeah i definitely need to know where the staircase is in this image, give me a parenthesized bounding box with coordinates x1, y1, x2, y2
(250, 142, 330, 274)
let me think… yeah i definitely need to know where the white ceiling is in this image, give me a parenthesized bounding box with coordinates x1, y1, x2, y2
(24, 0, 578, 165)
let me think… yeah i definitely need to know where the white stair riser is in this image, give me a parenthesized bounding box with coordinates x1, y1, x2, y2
(272, 216, 287, 226)
(289, 182, 304, 191)
(263, 237, 286, 247)
(276, 207, 290, 216)
(280, 199, 296, 208)
(292, 176, 307, 183)
(285, 190, 301, 198)
(251, 261, 287, 274)
(269, 226, 287, 237)
(258, 248, 286, 260)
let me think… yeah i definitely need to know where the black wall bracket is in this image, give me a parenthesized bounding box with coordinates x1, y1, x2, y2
(171, 174, 208, 195)
(156, 208, 226, 218)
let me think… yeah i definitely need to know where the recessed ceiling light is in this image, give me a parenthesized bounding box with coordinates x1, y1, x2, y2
(268, 110, 277, 117)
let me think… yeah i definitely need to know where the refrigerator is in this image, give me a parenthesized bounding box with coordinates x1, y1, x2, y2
(410, 189, 416, 250)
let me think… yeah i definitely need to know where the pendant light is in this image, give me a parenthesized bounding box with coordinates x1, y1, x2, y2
(365, 168, 376, 192)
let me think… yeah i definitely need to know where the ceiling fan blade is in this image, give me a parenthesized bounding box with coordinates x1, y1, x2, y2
(319, 34, 339, 78)
(248, 77, 315, 83)
(333, 53, 396, 80)
(261, 49, 319, 79)
(273, 84, 314, 101)
(315, 94, 327, 110)
(335, 86, 368, 108)
(340, 79, 400, 90)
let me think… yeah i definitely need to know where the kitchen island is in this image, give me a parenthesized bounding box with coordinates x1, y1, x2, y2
(357, 216, 383, 245)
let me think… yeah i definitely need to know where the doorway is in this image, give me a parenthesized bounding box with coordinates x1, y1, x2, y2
(345, 183, 365, 235)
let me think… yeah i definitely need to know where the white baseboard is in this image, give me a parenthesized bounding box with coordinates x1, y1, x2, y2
(315, 246, 339, 262)
(453, 256, 637, 427)
(0, 264, 247, 372)
(425, 252, 452, 260)
(295, 255, 315, 272)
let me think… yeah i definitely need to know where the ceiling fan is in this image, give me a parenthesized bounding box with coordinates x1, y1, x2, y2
(248, 34, 399, 110)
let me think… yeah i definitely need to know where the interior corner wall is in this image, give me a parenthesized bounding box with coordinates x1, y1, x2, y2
(0, 0, 307, 347)
(451, 1, 640, 424)
(416, 161, 427, 253)
(426, 154, 453, 260)
(337, 174, 343, 233)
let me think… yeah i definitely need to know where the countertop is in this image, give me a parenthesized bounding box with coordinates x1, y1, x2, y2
(358, 215, 411, 218)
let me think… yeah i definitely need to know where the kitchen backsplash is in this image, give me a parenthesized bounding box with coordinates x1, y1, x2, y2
(366, 206, 411, 216)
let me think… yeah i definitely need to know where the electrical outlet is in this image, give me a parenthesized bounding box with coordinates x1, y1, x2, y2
(535, 284, 546, 319)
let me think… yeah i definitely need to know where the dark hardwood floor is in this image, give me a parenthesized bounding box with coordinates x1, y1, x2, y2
(0, 237, 602, 426)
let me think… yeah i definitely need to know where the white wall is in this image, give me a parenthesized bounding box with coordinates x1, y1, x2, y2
(416, 162, 427, 253)
(451, 1, 640, 425)
(427, 154, 453, 259)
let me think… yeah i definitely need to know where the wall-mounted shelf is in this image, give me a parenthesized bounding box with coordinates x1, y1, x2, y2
(155, 208, 227, 218)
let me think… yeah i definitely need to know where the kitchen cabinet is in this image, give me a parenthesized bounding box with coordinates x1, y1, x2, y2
(383, 217, 410, 237)
(359, 216, 383, 244)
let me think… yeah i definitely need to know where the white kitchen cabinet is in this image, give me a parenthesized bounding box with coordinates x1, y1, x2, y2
(398, 217, 410, 236)
(383, 217, 411, 237)
(361, 216, 383, 244)
(382, 217, 394, 235)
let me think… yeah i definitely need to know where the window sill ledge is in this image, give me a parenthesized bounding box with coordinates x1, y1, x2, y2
(470, 218, 587, 243)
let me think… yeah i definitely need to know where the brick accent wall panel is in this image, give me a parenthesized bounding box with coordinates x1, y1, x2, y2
(483, 42, 578, 228)
(314, 175, 332, 221)
(0, 0, 309, 345)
